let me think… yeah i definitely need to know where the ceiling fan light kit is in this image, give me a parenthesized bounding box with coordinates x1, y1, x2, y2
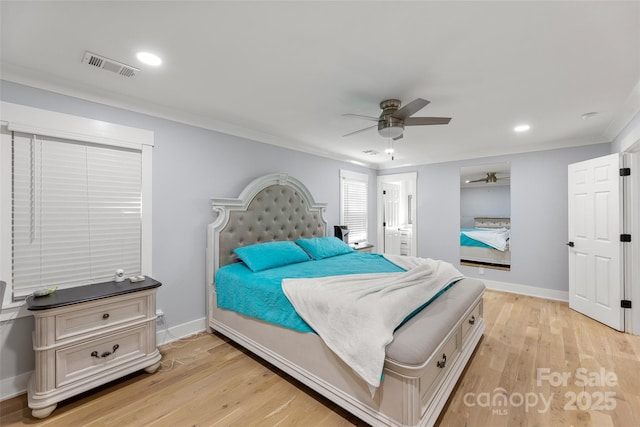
(378, 121, 404, 138)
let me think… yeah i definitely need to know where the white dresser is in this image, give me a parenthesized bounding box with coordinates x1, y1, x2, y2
(26, 278, 162, 418)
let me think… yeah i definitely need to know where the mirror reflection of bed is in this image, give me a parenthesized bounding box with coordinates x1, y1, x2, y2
(460, 163, 511, 271)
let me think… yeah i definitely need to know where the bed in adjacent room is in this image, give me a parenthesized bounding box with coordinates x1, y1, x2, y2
(460, 217, 511, 269)
(206, 173, 485, 427)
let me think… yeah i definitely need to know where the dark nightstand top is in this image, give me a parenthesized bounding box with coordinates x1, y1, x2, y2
(351, 243, 374, 251)
(26, 277, 161, 311)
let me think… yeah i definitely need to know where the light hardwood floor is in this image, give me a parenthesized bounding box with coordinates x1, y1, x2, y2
(2, 290, 640, 426)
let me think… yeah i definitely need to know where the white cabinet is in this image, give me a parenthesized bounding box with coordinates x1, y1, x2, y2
(26, 278, 162, 418)
(399, 228, 412, 256)
(385, 227, 413, 256)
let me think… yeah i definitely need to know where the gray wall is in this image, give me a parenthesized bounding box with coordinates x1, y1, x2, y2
(0, 80, 376, 384)
(0, 79, 613, 388)
(460, 185, 510, 228)
(382, 142, 611, 290)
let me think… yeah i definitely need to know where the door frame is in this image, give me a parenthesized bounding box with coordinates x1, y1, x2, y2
(377, 172, 417, 255)
(625, 147, 640, 334)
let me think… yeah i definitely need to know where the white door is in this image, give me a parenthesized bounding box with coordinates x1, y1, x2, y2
(568, 153, 623, 331)
(377, 173, 417, 256)
(383, 182, 400, 229)
(385, 228, 401, 255)
(382, 182, 401, 254)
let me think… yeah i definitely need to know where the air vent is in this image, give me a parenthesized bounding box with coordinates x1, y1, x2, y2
(362, 150, 379, 155)
(82, 51, 140, 78)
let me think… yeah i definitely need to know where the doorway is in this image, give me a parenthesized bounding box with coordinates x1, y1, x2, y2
(376, 173, 417, 256)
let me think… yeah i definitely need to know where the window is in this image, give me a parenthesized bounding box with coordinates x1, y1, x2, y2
(1, 102, 153, 307)
(12, 134, 143, 297)
(340, 170, 368, 244)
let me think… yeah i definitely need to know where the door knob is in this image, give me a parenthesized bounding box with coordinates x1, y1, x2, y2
(566, 241, 575, 247)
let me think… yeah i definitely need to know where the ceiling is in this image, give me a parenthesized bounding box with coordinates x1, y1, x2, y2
(1, 1, 639, 169)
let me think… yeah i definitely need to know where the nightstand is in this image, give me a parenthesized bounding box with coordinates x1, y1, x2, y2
(352, 243, 374, 253)
(26, 277, 162, 418)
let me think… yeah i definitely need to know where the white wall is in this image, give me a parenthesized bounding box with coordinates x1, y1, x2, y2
(612, 107, 640, 153)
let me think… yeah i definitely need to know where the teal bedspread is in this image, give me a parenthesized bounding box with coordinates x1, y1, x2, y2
(460, 228, 493, 249)
(215, 252, 404, 333)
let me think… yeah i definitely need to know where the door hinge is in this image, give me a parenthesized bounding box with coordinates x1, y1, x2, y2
(621, 300, 632, 309)
(620, 234, 631, 242)
(620, 167, 631, 176)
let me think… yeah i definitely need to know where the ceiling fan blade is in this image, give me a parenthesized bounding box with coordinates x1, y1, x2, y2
(391, 98, 430, 120)
(392, 133, 404, 141)
(343, 124, 377, 137)
(342, 113, 379, 122)
(404, 117, 452, 126)
(467, 178, 488, 183)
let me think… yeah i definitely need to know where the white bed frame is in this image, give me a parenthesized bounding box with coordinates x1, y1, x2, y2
(206, 173, 485, 426)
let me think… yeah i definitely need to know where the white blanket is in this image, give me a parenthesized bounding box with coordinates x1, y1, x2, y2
(281, 256, 463, 394)
(461, 227, 510, 251)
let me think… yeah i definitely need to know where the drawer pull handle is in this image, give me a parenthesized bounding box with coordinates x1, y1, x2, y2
(437, 353, 447, 369)
(469, 315, 476, 325)
(90, 344, 120, 359)
(102, 313, 110, 320)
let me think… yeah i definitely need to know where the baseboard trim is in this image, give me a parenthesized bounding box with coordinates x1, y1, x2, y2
(156, 316, 207, 346)
(483, 279, 569, 302)
(0, 371, 31, 402)
(0, 317, 207, 403)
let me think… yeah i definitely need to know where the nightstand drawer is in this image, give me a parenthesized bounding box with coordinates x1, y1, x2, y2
(56, 325, 148, 388)
(56, 295, 148, 341)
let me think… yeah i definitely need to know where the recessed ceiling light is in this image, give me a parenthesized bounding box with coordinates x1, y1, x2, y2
(136, 52, 162, 66)
(514, 124, 530, 132)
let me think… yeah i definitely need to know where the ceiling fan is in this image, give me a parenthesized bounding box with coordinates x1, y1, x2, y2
(465, 172, 510, 184)
(343, 98, 451, 141)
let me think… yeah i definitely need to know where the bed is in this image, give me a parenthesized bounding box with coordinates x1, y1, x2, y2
(206, 173, 485, 427)
(460, 217, 511, 269)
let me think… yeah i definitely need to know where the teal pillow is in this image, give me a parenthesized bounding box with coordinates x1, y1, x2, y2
(296, 237, 354, 260)
(234, 241, 310, 272)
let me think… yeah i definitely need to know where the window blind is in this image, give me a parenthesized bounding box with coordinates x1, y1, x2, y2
(12, 132, 142, 297)
(340, 171, 368, 243)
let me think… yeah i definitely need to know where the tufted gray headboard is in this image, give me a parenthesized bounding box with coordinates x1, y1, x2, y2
(206, 173, 327, 287)
(474, 217, 510, 229)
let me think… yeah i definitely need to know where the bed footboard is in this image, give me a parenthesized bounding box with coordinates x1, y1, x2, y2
(208, 278, 484, 427)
